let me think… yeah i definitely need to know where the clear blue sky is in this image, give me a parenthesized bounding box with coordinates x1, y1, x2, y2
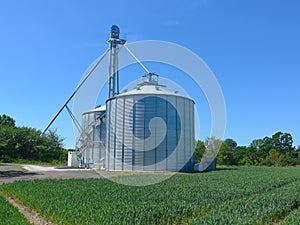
(0, 0, 299, 149)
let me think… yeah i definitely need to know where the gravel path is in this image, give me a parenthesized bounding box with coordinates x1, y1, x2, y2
(0, 163, 109, 185)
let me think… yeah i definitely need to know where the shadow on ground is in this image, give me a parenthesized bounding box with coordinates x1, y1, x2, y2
(216, 167, 239, 171)
(0, 171, 37, 178)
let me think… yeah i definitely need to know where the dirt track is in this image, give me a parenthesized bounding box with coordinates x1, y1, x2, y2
(0, 163, 109, 185)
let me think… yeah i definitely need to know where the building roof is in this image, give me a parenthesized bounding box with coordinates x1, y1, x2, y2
(115, 73, 193, 101)
(82, 105, 106, 115)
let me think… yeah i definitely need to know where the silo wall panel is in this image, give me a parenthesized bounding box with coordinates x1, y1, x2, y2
(114, 98, 124, 170)
(123, 96, 134, 171)
(183, 99, 191, 171)
(143, 96, 156, 171)
(132, 95, 144, 171)
(176, 97, 185, 171)
(106, 100, 115, 170)
(155, 96, 167, 171)
(98, 119, 106, 167)
(191, 101, 195, 168)
(166, 96, 178, 171)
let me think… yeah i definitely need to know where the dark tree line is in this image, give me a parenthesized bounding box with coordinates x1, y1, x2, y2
(0, 114, 67, 163)
(195, 132, 300, 166)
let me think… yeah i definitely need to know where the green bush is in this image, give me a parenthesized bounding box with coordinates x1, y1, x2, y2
(0, 114, 66, 164)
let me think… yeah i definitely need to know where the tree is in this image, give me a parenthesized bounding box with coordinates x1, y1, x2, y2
(0, 115, 67, 163)
(0, 114, 15, 127)
(268, 149, 282, 166)
(253, 132, 295, 159)
(194, 140, 205, 164)
(279, 152, 297, 166)
(14, 127, 39, 159)
(0, 125, 17, 161)
(217, 143, 233, 165)
(217, 138, 237, 165)
(45, 129, 64, 148)
(224, 138, 237, 150)
(256, 137, 273, 158)
(39, 129, 66, 162)
(270, 132, 295, 154)
(233, 146, 248, 165)
(250, 139, 263, 150)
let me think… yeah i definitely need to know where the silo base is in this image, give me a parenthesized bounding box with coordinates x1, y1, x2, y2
(194, 158, 216, 172)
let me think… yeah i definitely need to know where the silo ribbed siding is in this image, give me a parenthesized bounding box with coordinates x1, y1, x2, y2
(106, 94, 195, 172)
(81, 108, 106, 167)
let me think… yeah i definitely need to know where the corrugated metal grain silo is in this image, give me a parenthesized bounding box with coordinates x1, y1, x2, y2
(105, 73, 195, 172)
(77, 105, 106, 168)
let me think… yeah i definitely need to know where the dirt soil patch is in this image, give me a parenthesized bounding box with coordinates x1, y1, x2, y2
(6, 196, 56, 225)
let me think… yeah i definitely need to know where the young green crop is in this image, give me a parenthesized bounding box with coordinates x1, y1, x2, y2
(1, 167, 300, 225)
(282, 208, 300, 225)
(190, 180, 300, 224)
(0, 193, 30, 225)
